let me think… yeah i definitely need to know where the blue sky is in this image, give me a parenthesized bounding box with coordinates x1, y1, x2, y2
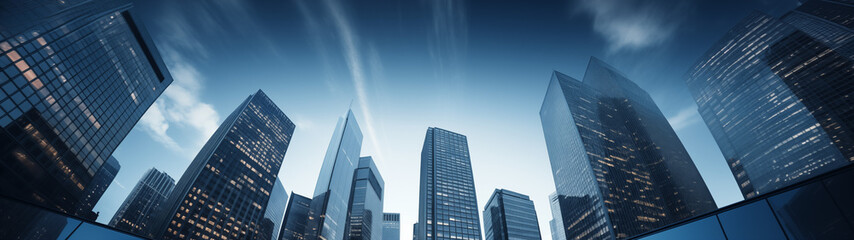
(95, 0, 802, 238)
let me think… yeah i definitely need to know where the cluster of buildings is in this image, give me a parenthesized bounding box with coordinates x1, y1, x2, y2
(0, 0, 852, 240)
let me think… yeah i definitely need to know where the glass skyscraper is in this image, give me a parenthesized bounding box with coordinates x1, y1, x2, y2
(0, 0, 172, 219)
(154, 90, 296, 240)
(687, 1, 854, 198)
(110, 168, 175, 238)
(547, 193, 565, 240)
(383, 213, 401, 240)
(482, 189, 541, 240)
(346, 156, 385, 240)
(305, 110, 363, 240)
(416, 127, 481, 240)
(75, 156, 120, 220)
(261, 179, 288, 240)
(540, 57, 717, 239)
(280, 192, 312, 240)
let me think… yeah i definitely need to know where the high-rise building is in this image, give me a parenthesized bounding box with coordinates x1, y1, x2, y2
(413, 223, 419, 240)
(416, 127, 481, 240)
(0, 0, 172, 218)
(540, 57, 717, 239)
(154, 90, 296, 240)
(346, 156, 385, 240)
(279, 193, 312, 240)
(110, 168, 175, 238)
(383, 213, 401, 240)
(75, 156, 120, 220)
(261, 179, 288, 240)
(482, 189, 541, 240)
(687, 2, 854, 198)
(305, 110, 363, 240)
(546, 193, 565, 240)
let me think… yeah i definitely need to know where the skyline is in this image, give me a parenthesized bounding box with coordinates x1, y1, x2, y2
(85, 0, 810, 240)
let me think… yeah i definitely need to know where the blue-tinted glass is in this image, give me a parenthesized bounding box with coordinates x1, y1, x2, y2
(769, 182, 854, 239)
(639, 217, 725, 240)
(67, 223, 142, 240)
(718, 200, 787, 240)
(823, 169, 854, 227)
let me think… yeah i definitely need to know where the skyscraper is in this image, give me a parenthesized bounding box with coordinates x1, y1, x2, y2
(261, 179, 289, 240)
(540, 57, 717, 239)
(279, 193, 312, 240)
(305, 110, 363, 240)
(346, 156, 385, 240)
(687, 2, 854, 198)
(383, 213, 401, 240)
(154, 90, 296, 240)
(110, 168, 175, 238)
(0, 0, 172, 217)
(75, 156, 120, 220)
(482, 189, 541, 240)
(546, 193, 565, 240)
(416, 127, 481, 240)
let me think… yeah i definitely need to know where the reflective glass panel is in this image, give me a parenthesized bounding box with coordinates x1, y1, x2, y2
(768, 182, 854, 239)
(718, 200, 787, 240)
(639, 217, 725, 240)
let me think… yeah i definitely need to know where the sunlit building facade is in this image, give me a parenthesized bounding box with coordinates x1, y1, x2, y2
(346, 156, 385, 240)
(687, 6, 854, 198)
(154, 90, 296, 240)
(110, 168, 175, 238)
(0, 0, 172, 219)
(482, 189, 541, 240)
(416, 127, 482, 240)
(280, 193, 312, 240)
(541, 58, 717, 239)
(383, 213, 401, 240)
(305, 110, 363, 240)
(261, 179, 288, 240)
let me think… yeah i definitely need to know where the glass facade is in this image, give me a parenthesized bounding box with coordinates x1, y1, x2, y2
(0, 0, 172, 220)
(547, 193, 565, 240)
(109, 168, 175, 238)
(686, 6, 854, 198)
(540, 58, 717, 239)
(154, 90, 296, 240)
(416, 127, 481, 240)
(280, 193, 312, 240)
(75, 156, 120, 220)
(482, 189, 541, 240)
(630, 164, 854, 240)
(346, 156, 385, 240)
(261, 179, 288, 240)
(306, 110, 363, 240)
(0, 194, 144, 240)
(383, 213, 401, 240)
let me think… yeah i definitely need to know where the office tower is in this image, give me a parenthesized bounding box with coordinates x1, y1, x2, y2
(687, 5, 854, 198)
(305, 110, 363, 240)
(74, 156, 120, 220)
(279, 193, 312, 240)
(416, 127, 482, 240)
(482, 189, 541, 240)
(540, 57, 717, 239)
(383, 213, 401, 240)
(547, 193, 565, 240)
(154, 90, 296, 240)
(261, 179, 288, 240)
(346, 156, 385, 240)
(413, 223, 419, 240)
(110, 168, 175, 237)
(0, 0, 172, 218)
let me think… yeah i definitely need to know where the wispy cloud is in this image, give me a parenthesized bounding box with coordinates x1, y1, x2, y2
(139, 50, 221, 158)
(573, 0, 693, 52)
(427, 0, 468, 81)
(667, 106, 701, 131)
(294, 0, 385, 160)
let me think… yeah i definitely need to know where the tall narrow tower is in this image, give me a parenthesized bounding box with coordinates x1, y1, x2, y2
(416, 127, 481, 240)
(305, 110, 363, 240)
(154, 90, 295, 240)
(540, 57, 716, 239)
